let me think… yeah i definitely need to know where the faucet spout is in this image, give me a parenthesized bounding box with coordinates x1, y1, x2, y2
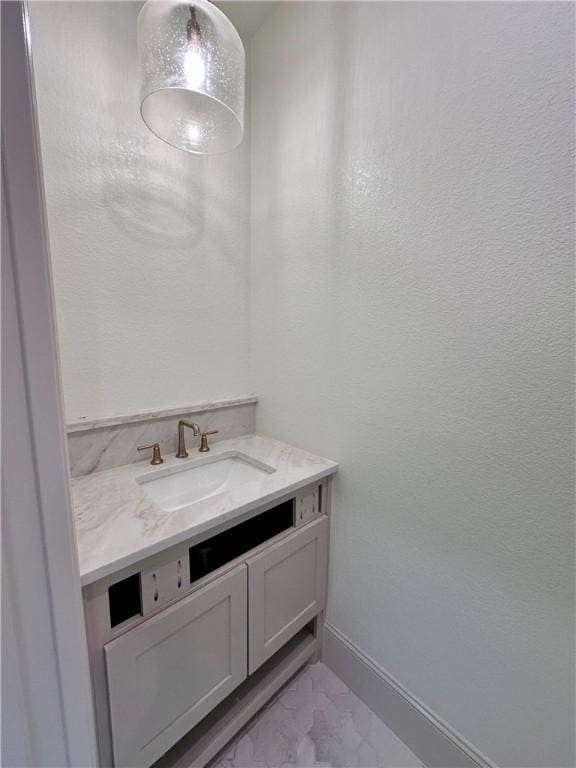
(176, 420, 201, 458)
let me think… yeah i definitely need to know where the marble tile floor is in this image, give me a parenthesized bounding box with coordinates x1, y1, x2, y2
(210, 662, 423, 768)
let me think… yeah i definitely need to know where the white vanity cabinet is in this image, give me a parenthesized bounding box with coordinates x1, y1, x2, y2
(247, 516, 328, 673)
(105, 565, 247, 768)
(84, 480, 332, 768)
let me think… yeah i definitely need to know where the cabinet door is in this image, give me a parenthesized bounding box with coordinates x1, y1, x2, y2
(105, 565, 247, 768)
(247, 516, 328, 673)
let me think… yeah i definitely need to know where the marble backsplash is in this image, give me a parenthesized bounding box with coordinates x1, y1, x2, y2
(67, 397, 257, 477)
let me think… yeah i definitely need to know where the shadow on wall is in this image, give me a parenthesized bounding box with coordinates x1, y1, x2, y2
(95, 0, 207, 250)
(102, 130, 206, 249)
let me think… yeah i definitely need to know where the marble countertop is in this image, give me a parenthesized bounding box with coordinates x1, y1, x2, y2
(72, 434, 338, 586)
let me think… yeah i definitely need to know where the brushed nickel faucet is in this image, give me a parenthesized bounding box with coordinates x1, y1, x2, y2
(176, 420, 201, 458)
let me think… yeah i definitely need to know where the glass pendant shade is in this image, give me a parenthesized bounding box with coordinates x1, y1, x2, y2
(137, 0, 245, 154)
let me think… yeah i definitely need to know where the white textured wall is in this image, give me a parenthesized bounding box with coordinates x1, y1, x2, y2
(250, 3, 575, 766)
(29, 1, 251, 421)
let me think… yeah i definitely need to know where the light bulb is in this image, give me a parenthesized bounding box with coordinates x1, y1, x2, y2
(184, 50, 206, 90)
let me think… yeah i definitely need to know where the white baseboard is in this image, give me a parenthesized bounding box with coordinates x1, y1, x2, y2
(323, 623, 495, 768)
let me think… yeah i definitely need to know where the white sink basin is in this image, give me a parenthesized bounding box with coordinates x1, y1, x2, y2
(137, 451, 275, 512)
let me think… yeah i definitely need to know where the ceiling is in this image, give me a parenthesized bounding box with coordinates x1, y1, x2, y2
(216, 1, 277, 41)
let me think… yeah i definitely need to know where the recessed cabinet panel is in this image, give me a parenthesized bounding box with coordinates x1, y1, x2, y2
(141, 549, 189, 616)
(247, 517, 328, 674)
(105, 565, 247, 768)
(295, 486, 321, 527)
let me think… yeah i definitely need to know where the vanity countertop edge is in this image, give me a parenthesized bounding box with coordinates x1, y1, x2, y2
(72, 434, 338, 586)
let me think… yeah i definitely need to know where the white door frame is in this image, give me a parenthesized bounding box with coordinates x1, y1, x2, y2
(1, 2, 98, 765)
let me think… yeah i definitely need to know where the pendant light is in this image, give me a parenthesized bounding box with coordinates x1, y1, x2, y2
(137, 0, 245, 154)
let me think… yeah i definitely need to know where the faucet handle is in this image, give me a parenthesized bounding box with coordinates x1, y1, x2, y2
(137, 442, 164, 465)
(199, 430, 219, 453)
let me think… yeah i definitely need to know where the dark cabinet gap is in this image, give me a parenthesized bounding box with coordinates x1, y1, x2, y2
(189, 499, 294, 584)
(108, 572, 142, 627)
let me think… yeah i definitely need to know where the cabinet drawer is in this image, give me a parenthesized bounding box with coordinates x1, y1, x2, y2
(247, 516, 328, 673)
(105, 565, 247, 767)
